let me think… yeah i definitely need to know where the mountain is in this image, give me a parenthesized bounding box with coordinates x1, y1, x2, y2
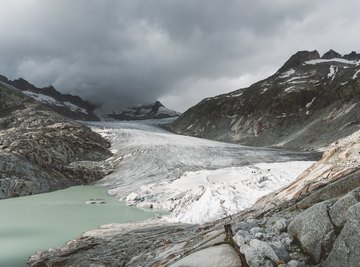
(0, 75, 99, 121)
(171, 49, 360, 151)
(108, 100, 181, 120)
(0, 82, 112, 199)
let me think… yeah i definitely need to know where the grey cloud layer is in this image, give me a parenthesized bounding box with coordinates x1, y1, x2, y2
(0, 0, 359, 111)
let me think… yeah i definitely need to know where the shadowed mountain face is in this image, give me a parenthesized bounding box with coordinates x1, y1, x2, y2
(171, 49, 360, 151)
(108, 101, 181, 121)
(0, 82, 112, 199)
(0, 75, 99, 121)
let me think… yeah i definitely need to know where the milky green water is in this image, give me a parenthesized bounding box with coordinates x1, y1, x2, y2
(0, 186, 166, 267)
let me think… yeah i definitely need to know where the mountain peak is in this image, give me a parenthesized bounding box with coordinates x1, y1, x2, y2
(109, 101, 180, 121)
(321, 49, 342, 59)
(278, 50, 320, 73)
(343, 51, 360, 61)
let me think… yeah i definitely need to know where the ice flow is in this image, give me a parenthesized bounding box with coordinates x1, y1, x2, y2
(87, 119, 317, 224)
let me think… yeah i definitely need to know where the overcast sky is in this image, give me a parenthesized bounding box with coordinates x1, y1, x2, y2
(0, 0, 359, 112)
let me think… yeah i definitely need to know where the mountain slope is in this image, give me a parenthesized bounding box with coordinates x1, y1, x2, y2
(0, 82, 112, 199)
(171, 50, 360, 151)
(0, 75, 99, 121)
(108, 100, 181, 120)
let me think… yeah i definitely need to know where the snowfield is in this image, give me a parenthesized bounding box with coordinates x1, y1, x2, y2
(87, 119, 317, 224)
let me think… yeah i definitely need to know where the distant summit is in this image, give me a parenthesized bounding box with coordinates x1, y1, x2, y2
(278, 50, 320, 72)
(321, 49, 342, 59)
(108, 101, 181, 121)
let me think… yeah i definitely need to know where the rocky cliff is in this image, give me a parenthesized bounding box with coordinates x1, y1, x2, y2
(171, 50, 360, 151)
(0, 82, 112, 199)
(0, 75, 99, 121)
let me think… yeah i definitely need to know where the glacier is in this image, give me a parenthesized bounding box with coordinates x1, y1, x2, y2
(87, 119, 317, 224)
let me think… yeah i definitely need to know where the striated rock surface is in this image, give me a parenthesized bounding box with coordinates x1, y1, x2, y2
(171, 50, 360, 151)
(0, 82, 112, 199)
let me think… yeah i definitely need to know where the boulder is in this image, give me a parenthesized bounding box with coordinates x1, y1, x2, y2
(288, 201, 336, 263)
(329, 187, 360, 228)
(241, 239, 280, 267)
(273, 218, 288, 232)
(322, 203, 360, 267)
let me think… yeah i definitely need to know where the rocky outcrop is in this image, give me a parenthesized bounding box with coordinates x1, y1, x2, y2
(288, 201, 336, 263)
(171, 50, 360, 151)
(108, 101, 181, 121)
(0, 82, 112, 199)
(323, 202, 360, 267)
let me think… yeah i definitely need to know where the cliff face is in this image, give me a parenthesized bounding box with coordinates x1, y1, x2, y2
(0, 82, 112, 199)
(171, 50, 360, 151)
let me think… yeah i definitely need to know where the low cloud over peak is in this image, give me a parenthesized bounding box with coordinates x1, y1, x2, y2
(1, 0, 360, 112)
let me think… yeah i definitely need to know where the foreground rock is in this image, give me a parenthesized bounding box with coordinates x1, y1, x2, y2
(171, 49, 360, 151)
(0, 82, 112, 199)
(29, 130, 360, 266)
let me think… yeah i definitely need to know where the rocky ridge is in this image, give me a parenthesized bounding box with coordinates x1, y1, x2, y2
(0, 82, 112, 199)
(108, 101, 181, 120)
(0, 74, 99, 121)
(171, 49, 360, 151)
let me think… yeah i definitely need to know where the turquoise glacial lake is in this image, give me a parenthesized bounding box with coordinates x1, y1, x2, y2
(0, 186, 165, 267)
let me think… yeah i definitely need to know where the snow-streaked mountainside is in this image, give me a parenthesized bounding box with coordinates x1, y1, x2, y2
(171, 50, 360, 151)
(86, 119, 318, 224)
(108, 101, 181, 120)
(0, 82, 111, 199)
(0, 75, 99, 121)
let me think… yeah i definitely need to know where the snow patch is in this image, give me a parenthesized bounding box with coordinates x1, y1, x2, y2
(305, 58, 357, 65)
(284, 86, 296, 92)
(157, 107, 180, 117)
(306, 97, 316, 109)
(327, 65, 337, 82)
(279, 69, 295, 78)
(353, 70, 360, 80)
(64, 102, 88, 114)
(22, 91, 63, 106)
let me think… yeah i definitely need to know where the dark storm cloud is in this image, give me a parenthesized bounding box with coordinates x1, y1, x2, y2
(0, 0, 359, 111)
